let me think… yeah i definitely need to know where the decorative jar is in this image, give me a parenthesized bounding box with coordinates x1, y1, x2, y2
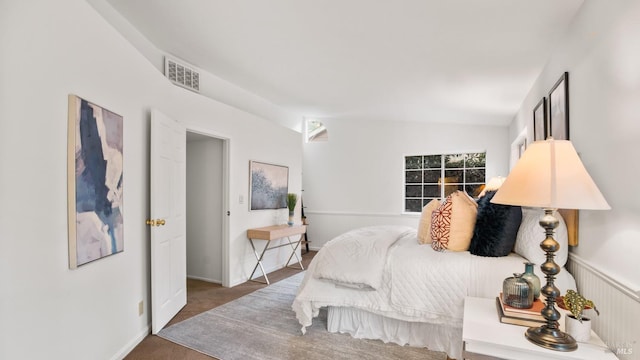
(521, 262, 541, 299)
(502, 273, 534, 309)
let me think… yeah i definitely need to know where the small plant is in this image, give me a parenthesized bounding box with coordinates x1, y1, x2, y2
(286, 193, 298, 212)
(562, 289, 599, 322)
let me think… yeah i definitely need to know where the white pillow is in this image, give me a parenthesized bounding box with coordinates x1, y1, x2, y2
(515, 207, 568, 267)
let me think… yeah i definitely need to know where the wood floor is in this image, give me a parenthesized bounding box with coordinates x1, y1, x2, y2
(124, 250, 317, 360)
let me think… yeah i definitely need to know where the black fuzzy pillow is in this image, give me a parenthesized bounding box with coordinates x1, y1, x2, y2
(469, 190, 522, 257)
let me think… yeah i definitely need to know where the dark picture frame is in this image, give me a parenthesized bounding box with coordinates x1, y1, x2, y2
(518, 138, 527, 159)
(548, 72, 569, 140)
(249, 160, 289, 210)
(533, 97, 547, 141)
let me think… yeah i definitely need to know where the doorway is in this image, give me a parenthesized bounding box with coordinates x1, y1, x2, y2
(185, 130, 229, 286)
(149, 111, 231, 333)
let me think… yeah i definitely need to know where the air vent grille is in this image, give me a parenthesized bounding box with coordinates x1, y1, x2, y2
(165, 57, 200, 92)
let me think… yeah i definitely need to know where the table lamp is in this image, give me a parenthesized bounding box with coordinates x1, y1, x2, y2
(491, 138, 610, 351)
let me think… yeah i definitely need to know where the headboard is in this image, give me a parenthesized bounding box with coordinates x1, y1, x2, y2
(558, 209, 579, 246)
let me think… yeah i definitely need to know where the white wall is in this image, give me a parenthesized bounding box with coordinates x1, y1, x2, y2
(509, 0, 640, 293)
(0, 0, 302, 359)
(303, 118, 510, 248)
(186, 137, 223, 283)
(86, 0, 303, 132)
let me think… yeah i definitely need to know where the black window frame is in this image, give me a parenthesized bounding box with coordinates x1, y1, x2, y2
(404, 152, 486, 213)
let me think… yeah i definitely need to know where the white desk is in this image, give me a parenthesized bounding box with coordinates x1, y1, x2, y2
(247, 224, 306, 285)
(462, 297, 617, 360)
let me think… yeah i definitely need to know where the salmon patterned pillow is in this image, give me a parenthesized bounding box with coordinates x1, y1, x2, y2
(417, 199, 442, 244)
(430, 200, 453, 251)
(431, 191, 478, 252)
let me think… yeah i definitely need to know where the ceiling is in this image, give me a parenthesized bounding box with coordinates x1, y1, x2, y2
(105, 0, 584, 126)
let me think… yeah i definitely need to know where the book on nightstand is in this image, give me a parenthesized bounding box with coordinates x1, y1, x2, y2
(497, 293, 546, 321)
(495, 297, 547, 327)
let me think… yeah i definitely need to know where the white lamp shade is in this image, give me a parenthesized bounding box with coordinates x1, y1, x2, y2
(491, 139, 610, 210)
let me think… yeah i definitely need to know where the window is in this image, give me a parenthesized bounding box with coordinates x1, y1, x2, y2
(305, 118, 328, 142)
(404, 152, 486, 213)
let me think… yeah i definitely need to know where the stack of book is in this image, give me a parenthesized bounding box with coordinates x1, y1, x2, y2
(495, 293, 546, 327)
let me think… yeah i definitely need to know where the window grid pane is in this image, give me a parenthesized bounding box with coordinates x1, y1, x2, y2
(423, 155, 441, 168)
(405, 156, 422, 170)
(405, 170, 423, 183)
(405, 185, 422, 198)
(405, 199, 422, 213)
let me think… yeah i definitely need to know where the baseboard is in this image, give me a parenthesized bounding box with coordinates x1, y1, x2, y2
(110, 325, 150, 360)
(187, 275, 222, 284)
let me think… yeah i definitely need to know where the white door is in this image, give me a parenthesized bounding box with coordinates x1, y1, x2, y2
(149, 109, 187, 334)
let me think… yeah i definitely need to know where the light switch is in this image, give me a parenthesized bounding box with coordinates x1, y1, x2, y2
(239, 195, 244, 204)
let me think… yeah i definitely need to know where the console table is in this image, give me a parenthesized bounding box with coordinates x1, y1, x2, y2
(247, 224, 307, 285)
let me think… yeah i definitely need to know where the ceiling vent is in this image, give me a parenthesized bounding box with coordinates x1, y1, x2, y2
(164, 57, 200, 93)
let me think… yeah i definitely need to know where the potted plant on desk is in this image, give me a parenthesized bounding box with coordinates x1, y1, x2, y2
(286, 193, 298, 226)
(558, 289, 599, 342)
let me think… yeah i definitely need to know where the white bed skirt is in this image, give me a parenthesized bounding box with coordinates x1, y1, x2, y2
(327, 306, 461, 359)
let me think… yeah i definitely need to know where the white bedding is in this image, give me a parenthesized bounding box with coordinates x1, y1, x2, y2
(292, 226, 577, 357)
(314, 225, 414, 290)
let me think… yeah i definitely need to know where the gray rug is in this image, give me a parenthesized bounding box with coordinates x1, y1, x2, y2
(158, 271, 446, 360)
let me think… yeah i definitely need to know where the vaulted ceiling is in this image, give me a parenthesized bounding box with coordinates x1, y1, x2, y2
(105, 0, 584, 126)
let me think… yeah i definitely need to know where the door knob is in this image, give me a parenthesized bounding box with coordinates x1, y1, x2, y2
(146, 219, 166, 226)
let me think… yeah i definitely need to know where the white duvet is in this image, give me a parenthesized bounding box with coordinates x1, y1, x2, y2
(292, 226, 576, 334)
(313, 225, 414, 290)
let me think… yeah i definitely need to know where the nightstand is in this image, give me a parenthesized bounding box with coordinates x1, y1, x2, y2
(462, 297, 617, 360)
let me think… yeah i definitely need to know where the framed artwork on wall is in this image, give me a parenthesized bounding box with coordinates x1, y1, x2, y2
(249, 160, 289, 210)
(68, 95, 124, 269)
(518, 138, 527, 159)
(548, 72, 570, 140)
(533, 97, 547, 141)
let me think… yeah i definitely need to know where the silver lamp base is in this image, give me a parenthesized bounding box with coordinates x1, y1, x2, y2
(527, 208, 577, 352)
(526, 325, 577, 351)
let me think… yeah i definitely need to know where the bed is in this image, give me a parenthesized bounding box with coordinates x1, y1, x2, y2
(292, 191, 577, 359)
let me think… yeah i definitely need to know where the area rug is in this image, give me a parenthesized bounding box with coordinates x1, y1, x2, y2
(158, 271, 446, 360)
